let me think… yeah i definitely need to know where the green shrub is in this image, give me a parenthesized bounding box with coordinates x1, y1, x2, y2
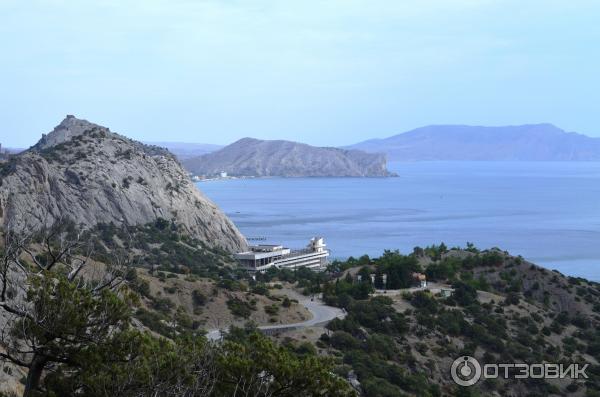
(227, 298, 255, 318)
(264, 304, 279, 316)
(192, 290, 207, 307)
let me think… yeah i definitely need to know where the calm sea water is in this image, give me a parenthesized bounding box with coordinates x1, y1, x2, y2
(197, 162, 600, 280)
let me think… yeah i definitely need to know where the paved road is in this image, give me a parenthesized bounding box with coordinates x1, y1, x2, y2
(206, 295, 345, 341)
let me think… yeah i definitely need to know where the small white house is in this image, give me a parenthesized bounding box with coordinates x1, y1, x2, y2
(220, 171, 228, 178)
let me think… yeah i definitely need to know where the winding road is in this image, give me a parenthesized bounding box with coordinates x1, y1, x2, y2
(206, 294, 345, 341)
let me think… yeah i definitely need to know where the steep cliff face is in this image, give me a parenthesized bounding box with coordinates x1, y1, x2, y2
(182, 137, 393, 177)
(0, 116, 247, 252)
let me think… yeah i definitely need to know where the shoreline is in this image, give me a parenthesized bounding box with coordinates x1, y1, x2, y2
(193, 174, 398, 182)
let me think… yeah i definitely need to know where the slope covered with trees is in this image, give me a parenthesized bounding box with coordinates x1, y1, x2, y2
(274, 247, 600, 396)
(0, 221, 354, 397)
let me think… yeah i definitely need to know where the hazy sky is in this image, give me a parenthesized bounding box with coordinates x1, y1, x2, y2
(1, 0, 599, 148)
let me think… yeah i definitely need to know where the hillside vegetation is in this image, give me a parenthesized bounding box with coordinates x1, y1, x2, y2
(276, 246, 600, 396)
(2, 217, 599, 396)
(0, 221, 353, 397)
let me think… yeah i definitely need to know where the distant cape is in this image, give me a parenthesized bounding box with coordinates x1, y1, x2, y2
(182, 137, 394, 177)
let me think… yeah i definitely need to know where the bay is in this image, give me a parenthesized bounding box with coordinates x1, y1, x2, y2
(197, 162, 600, 280)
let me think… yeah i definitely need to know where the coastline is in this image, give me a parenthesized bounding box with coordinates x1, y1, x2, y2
(193, 174, 398, 182)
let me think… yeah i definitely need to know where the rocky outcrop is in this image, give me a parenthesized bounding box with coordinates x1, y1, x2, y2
(0, 116, 247, 252)
(182, 137, 394, 177)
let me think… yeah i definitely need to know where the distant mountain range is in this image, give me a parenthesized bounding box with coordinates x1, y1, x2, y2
(160, 124, 600, 165)
(182, 137, 394, 177)
(145, 141, 223, 160)
(347, 123, 600, 161)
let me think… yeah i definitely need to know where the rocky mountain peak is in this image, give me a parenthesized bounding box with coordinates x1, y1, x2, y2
(1, 117, 248, 253)
(33, 115, 110, 151)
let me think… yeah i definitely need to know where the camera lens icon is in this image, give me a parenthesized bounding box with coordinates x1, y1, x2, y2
(451, 356, 481, 386)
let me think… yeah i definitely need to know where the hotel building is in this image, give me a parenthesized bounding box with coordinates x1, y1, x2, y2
(234, 237, 329, 272)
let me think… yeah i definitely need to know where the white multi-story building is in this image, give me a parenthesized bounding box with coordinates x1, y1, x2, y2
(234, 237, 329, 272)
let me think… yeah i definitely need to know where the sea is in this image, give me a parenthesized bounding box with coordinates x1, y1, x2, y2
(197, 162, 600, 280)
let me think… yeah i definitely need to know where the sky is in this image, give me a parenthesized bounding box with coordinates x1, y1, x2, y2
(1, 0, 599, 148)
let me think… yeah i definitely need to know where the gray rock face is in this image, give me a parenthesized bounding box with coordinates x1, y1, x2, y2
(34, 115, 99, 150)
(182, 137, 393, 177)
(0, 116, 247, 253)
(347, 124, 600, 161)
